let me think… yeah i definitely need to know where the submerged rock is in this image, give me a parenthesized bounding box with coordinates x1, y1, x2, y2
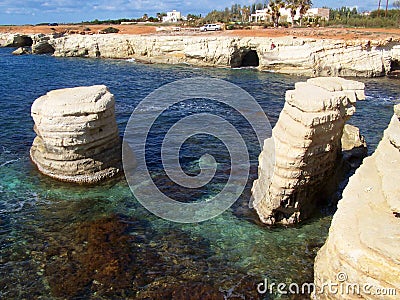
(314, 104, 400, 299)
(30, 85, 122, 183)
(252, 77, 365, 225)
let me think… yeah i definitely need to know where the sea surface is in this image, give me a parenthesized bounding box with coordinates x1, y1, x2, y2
(0, 47, 399, 299)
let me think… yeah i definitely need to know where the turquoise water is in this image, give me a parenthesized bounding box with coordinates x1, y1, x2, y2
(0, 48, 399, 299)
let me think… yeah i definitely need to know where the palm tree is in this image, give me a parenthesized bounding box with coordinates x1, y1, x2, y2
(241, 6, 251, 23)
(298, 0, 312, 26)
(286, 0, 300, 27)
(269, 0, 285, 27)
(385, 0, 389, 17)
(377, 0, 382, 17)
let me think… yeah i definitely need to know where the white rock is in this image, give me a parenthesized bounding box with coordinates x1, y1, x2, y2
(30, 85, 121, 183)
(252, 77, 365, 225)
(45, 34, 400, 77)
(314, 104, 400, 299)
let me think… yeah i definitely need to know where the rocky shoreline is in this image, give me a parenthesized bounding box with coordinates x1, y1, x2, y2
(2, 32, 400, 77)
(4, 29, 398, 297)
(314, 104, 400, 299)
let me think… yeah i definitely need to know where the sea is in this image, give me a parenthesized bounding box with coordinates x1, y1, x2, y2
(0, 47, 399, 299)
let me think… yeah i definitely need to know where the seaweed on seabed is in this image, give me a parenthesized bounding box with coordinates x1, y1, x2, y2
(44, 214, 145, 298)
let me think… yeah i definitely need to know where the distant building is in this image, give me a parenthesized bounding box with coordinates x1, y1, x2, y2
(304, 8, 330, 21)
(162, 10, 182, 23)
(250, 9, 270, 23)
(249, 7, 329, 23)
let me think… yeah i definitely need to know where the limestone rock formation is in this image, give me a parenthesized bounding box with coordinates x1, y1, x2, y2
(4, 34, 33, 47)
(12, 46, 31, 55)
(314, 104, 400, 299)
(30, 85, 122, 183)
(251, 77, 365, 225)
(32, 41, 55, 54)
(1, 32, 400, 77)
(341, 124, 368, 168)
(48, 34, 398, 77)
(32, 34, 56, 54)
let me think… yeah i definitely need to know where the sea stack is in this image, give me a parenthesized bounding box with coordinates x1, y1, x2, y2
(251, 77, 365, 225)
(313, 104, 400, 299)
(30, 85, 122, 183)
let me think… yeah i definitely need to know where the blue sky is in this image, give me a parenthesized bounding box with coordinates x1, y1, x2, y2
(0, 1, 391, 25)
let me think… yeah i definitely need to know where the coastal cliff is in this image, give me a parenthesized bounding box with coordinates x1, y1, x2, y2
(251, 77, 365, 225)
(49, 34, 394, 77)
(313, 104, 400, 299)
(1, 32, 400, 77)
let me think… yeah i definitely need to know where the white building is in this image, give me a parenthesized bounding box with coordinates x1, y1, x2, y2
(304, 8, 330, 21)
(249, 7, 329, 23)
(249, 7, 297, 23)
(162, 10, 182, 23)
(250, 9, 270, 23)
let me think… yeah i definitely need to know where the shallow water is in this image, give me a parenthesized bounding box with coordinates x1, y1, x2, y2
(0, 48, 399, 299)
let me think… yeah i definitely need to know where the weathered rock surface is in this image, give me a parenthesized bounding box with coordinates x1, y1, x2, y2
(251, 77, 365, 225)
(48, 34, 397, 77)
(1, 32, 400, 77)
(12, 46, 31, 55)
(30, 85, 122, 183)
(314, 104, 400, 299)
(2, 34, 33, 47)
(31, 34, 56, 54)
(341, 124, 368, 168)
(32, 41, 55, 54)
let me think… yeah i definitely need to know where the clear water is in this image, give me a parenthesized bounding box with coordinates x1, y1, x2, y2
(0, 48, 399, 299)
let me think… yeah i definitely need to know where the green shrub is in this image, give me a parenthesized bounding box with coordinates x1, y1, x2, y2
(100, 27, 120, 34)
(278, 22, 289, 28)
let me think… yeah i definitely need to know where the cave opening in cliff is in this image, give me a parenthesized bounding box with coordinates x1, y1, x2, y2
(240, 50, 259, 67)
(388, 60, 400, 77)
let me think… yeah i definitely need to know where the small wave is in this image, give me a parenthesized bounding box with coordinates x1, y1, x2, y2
(136, 105, 164, 112)
(2, 146, 11, 154)
(126, 58, 136, 63)
(0, 201, 25, 214)
(0, 159, 20, 168)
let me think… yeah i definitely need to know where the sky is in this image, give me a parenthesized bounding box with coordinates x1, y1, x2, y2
(0, 0, 393, 25)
